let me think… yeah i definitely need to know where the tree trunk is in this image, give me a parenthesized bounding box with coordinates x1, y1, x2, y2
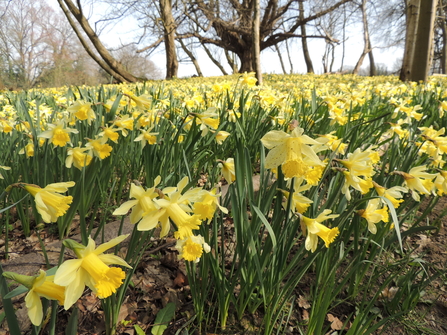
(224, 50, 238, 74)
(252, 0, 262, 85)
(179, 39, 203, 77)
(58, 0, 138, 83)
(299, 0, 314, 73)
(442, 15, 447, 74)
(353, 0, 372, 75)
(238, 47, 254, 73)
(368, 49, 376, 76)
(160, 0, 178, 79)
(410, 0, 437, 81)
(400, 0, 421, 81)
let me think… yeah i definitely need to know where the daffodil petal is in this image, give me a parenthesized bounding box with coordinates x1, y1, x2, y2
(25, 291, 43, 326)
(113, 200, 139, 216)
(54, 259, 83, 286)
(94, 234, 129, 255)
(98, 254, 132, 268)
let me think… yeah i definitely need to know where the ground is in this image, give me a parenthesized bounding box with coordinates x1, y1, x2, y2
(1, 197, 446, 335)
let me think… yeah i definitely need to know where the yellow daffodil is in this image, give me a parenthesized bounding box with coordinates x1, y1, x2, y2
(3, 270, 65, 326)
(22, 181, 75, 223)
(66, 145, 93, 170)
(219, 158, 236, 184)
(337, 148, 376, 178)
(240, 72, 257, 87)
(373, 182, 408, 208)
(86, 138, 113, 159)
(357, 198, 389, 234)
(393, 166, 437, 201)
(38, 122, 78, 147)
(300, 210, 339, 252)
(281, 178, 313, 214)
(261, 127, 326, 179)
(149, 177, 204, 238)
(193, 188, 228, 221)
(67, 100, 96, 124)
(99, 125, 120, 143)
(175, 234, 211, 262)
(125, 92, 152, 110)
(54, 235, 131, 310)
(214, 130, 231, 144)
(0, 165, 11, 179)
(113, 177, 161, 226)
(134, 128, 159, 148)
(434, 170, 447, 196)
(341, 170, 373, 201)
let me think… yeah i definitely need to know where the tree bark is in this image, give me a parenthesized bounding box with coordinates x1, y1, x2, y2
(253, 0, 262, 85)
(400, 0, 421, 81)
(160, 0, 178, 79)
(410, 0, 438, 81)
(58, 0, 138, 82)
(353, 0, 372, 75)
(299, 0, 314, 73)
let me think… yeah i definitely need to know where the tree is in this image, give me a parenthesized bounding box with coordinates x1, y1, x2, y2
(400, 0, 421, 80)
(57, 0, 139, 82)
(0, 0, 51, 88)
(187, 0, 352, 72)
(352, 0, 375, 75)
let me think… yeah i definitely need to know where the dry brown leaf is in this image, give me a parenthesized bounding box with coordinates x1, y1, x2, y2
(173, 270, 188, 287)
(327, 313, 343, 330)
(302, 310, 309, 321)
(297, 295, 311, 309)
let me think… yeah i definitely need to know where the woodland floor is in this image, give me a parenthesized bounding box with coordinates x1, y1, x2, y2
(1, 197, 447, 335)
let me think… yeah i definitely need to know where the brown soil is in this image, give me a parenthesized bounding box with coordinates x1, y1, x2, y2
(1, 197, 446, 335)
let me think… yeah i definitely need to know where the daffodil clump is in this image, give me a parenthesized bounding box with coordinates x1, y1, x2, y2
(113, 176, 226, 262)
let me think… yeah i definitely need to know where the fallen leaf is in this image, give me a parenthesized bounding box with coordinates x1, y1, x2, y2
(327, 313, 343, 330)
(297, 295, 311, 309)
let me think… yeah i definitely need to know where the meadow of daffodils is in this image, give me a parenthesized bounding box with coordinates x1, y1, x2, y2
(0, 73, 446, 334)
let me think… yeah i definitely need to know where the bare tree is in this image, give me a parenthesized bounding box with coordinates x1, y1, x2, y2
(352, 0, 375, 75)
(186, 0, 352, 72)
(299, 0, 314, 73)
(57, 0, 139, 82)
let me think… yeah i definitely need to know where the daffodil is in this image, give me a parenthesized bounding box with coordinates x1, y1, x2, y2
(67, 100, 96, 124)
(38, 122, 78, 147)
(373, 182, 408, 208)
(300, 210, 339, 252)
(113, 177, 161, 226)
(3, 270, 65, 326)
(0, 165, 11, 179)
(134, 128, 159, 148)
(261, 127, 326, 179)
(54, 235, 131, 310)
(219, 158, 236, 184)
(175, 234, 211, 262)
(281, 178, 313, 214)
(337, 148, 376, 178)
(357, 198, 389, 234)
(393, 166, 437, 201)
(434, 170, 447, 196)
(86, 137, 113, 159)
(193, 188, 228, 221)
(21, 181, 75, 223)
(142, 177, 203, 239)
(341, 170, 373, 201)
(66, 145, 93, 170)
(214, 130, 230, 144)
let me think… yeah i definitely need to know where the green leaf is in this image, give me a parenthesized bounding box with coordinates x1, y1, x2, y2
(135, 324, 145, 335)
(151, 302, 175, 335)
(3, 284, 28, 300)
(65, 306, 78, 335)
